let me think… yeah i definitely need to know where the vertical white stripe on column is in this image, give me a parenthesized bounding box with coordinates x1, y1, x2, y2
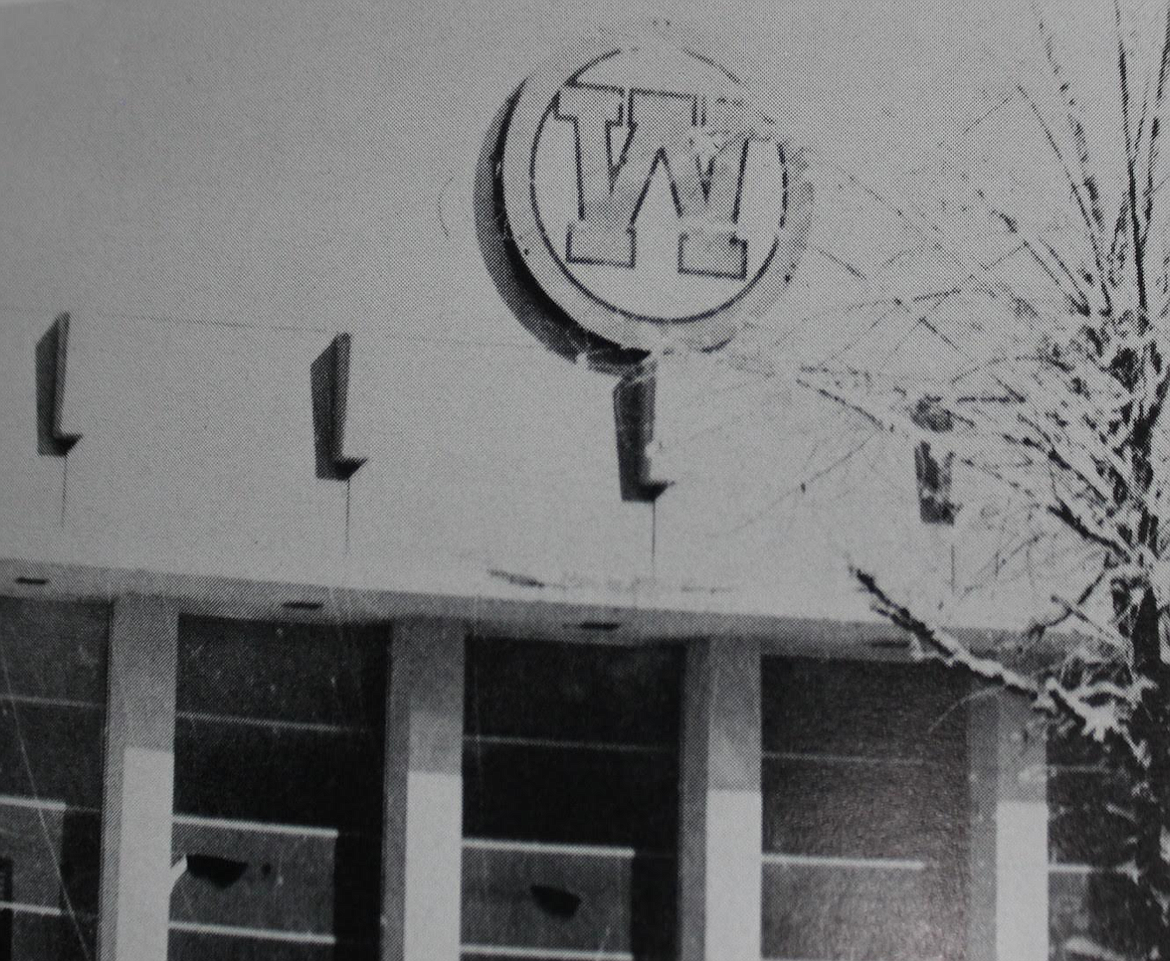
(99, 596, 178, 961)
(382, 619, 464, 961)
(678, 637, 762, 961)
(995, 691, 1048, 961)
(996, 802, 1050, 960)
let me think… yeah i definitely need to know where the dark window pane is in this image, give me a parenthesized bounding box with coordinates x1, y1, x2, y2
(171, 617, 386, 961)
(762, 657, 968, 757)
(762, 861, 965, 960)
(174, 718, 383, 830)
(761, 657, 968, 961)
(1048, 768, 1130, 867)
(0, 807, 100, 915)
(170, 820, 379, 937)
(1047, 722, 1132, 869)
(0, 599, 107, 703)
(0, 702, 105, 807)
(1047, 721, 1138, 956)
(5, 912, 97, 961)
(463, 743, 677, 850)
(462, 638, 681, 961)
(763, 756, 963, 860)
(1048, 721, 1125, 768)
(1050, 870, 1144, 961)
(465, 638, 681, 746)
(0, 599, 107, 961)
(462, 846, 675, 957)
(178, 617, 386, 728)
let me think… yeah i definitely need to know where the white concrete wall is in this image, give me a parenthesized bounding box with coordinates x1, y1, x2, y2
(0, 0, 1117, 627)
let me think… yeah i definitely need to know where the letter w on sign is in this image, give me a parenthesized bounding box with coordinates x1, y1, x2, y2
(555, 84, 752, 279)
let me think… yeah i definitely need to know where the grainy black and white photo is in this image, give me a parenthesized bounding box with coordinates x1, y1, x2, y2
(1, 0, 1168, 959)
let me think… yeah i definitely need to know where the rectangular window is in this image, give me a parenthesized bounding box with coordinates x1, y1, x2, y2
(761, 657, 969, 961)
(0, 598, 108, 961)
(1047, 724, 1141, 961)
(168, 616, 387, 961)
(462, 637, 682, 961)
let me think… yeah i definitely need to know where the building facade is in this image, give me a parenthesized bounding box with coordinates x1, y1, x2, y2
(0, 1, 1134, 959)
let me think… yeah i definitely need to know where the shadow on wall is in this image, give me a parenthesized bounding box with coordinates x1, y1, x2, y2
(310, 333, 366, 481)
(474, 88, 671, 503)
(34, 314, 79, 458)
(58, 810, 100, 961)
(472, 87, 646, 377)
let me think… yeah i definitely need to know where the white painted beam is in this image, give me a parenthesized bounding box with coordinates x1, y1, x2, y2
(99, 596, 178, 961)
(678, 637, 762, 961)
(381, 619, 464, 961)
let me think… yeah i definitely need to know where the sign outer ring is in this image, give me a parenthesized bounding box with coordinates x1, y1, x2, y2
(499, 34, 813, 353)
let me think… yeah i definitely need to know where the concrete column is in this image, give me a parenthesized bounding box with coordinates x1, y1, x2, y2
(678, 637, 762, 961)
(381, 619, 464, 961)
(99, 596, 179, 961)
(996, 690, 1048, 961)
(967, 686, 1048, 961)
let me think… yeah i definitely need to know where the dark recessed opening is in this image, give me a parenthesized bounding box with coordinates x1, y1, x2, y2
(185, 853, 248, 890)
(14, 576, 49, 586)
(281, 600, 324, 612)
(573, 621, 622, 632)
(869, 637, 911, 650)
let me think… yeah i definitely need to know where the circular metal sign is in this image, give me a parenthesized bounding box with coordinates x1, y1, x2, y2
(499, 35, 812, 352)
